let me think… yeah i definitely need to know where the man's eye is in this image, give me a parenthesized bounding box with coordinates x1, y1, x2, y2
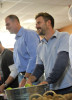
(6, 23, 9, 26)
(38, 22, 40, 24)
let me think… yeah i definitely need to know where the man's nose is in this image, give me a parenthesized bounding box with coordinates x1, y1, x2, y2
(6, 26, 9, 30)
(36, 24, 39, 29)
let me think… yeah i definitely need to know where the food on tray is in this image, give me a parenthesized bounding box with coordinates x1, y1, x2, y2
(25, 84, 32, 87)
(32, 98, 37, 100)
(29, 93, 43, 100)
(30, 90, 72, 100)
(6, 87, 12, 90)
(53, 94, 65, 100)
(64, 93, 72, 100)
(25, 84, 35, 87)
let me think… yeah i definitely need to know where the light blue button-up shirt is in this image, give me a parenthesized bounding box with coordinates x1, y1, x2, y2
(69, 34, 72, 68)
(13, 27, 40, 73)
(36, 30, 72, 90)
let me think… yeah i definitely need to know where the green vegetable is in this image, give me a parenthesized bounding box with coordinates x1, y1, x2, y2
(25, 84, 32, 87)
(6, 87, 12, 90)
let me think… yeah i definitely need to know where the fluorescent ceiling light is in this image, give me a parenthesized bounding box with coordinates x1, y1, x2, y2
(23, 19, 35, 23)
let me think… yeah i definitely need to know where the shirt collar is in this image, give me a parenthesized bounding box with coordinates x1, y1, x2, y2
(15, 27, 24, 39)
(52, 30, 58, 38)
(41, 30, 58, 43)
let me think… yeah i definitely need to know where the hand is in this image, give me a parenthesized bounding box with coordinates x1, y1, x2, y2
(0, 84, 5, 93)
(38, 81, 48, 85)
(19, 78, 26, 87)
(26, 79, 32, 86)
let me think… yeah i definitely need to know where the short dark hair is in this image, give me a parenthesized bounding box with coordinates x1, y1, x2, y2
(6, 15, 20, 23)
(35, 12, 54, 28)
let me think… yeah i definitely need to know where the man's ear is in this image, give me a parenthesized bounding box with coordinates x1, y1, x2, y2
(14, 19, 18, 26)
(47, 20, 51, 26)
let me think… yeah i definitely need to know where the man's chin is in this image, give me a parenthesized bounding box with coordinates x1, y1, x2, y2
(37, 30, 45, 35)
(10, 32, 14, 34)
(39, 32, 45, 35)
(9, 31, 14, 34)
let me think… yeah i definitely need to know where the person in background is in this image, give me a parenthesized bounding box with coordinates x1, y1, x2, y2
(0, 55, 3, 85)
(26, 12, 72, 94)
(69, 34, 72, 67)
(0, 42, 18, 93)
(5, 15, 40, 87)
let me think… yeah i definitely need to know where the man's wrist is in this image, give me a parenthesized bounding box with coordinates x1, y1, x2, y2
(24, 76, 28, 81)
(3, 82, 8, 87)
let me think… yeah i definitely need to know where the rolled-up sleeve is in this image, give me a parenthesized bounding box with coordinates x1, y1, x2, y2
(9, 64, 18, 78)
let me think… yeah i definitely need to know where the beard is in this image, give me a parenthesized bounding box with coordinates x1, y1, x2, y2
(39, 31, 45, 35)
(37, 28, 45, 35)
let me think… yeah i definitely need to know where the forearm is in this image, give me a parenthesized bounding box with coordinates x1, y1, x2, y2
(23, 73, 37, 83)
(32, 64, 44, 79)
(46, 51, 69, 84)
(19, 72, 33, 87)
(28, 75, 37, 83)
(27, 64, 44, 83)
(0, 76, 14, 91)
(4, 76, 14, 86)
(24, 72, 31, 78)
(19, 64, 44, 87)
(0, 76, 14, 92)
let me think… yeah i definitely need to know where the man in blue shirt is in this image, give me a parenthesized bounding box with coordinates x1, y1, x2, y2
(5, 15, 40, 86)
(26, 12, 72, 94)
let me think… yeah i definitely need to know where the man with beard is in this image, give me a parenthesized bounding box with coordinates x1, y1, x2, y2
(5, 15, 40, 86)
(25, 12, 72, 94)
